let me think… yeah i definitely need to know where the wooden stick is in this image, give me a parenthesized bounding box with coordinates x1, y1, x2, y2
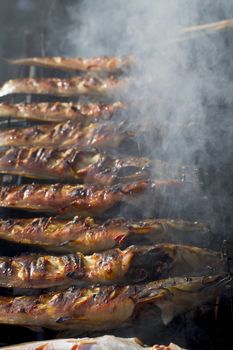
(162, 19, 233, 46)
(181, 18, 233, 35)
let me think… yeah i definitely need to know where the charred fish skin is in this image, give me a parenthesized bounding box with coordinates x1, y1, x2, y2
(0, 121, 131, 148)
(0, 179, 195, 217)
(0, 181, 148, 216)
(0, 147, 151, 184)
(0, 217, 211, 254)
(6, 56, 133, 72)
(0, 275, 228, 331)
(0, 76, 126, 97)
(0, 335, 186, 350)
(0, 101, 125, 122)
(0, 216, 130, 253)
(0, 244, 224, 289)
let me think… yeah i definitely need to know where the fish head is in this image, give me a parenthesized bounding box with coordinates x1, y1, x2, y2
(135, 274, 230, 325)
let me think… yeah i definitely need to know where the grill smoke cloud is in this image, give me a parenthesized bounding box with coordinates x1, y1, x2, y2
(58, 0, 233, 222)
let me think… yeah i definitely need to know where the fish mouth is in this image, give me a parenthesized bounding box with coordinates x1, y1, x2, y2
(173, 274, 231, 293)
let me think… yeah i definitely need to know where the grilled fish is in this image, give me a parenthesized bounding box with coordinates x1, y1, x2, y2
(0, 76, 125, 97)
(0, 180, 189, 217)
(0, 121, 133, 149)
(0, 275, 228, 331)
(0, 244, 223, 289)
(6, 56, 133, 72)
(0, 147, 151, 184)
(0, 101, 125, 122)
(0, 335, 186, 350)
(0, 217, 211, 253)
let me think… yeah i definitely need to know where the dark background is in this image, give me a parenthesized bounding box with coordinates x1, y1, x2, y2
(1, 0, 233, 65)
(0, 0, 75, 82)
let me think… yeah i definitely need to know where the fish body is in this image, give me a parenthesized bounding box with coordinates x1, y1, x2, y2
(0, 76, 125, 97)
(0, 275, 228, 331)
(6, 56, 133, 72)
(0, 101, 125, 122)
(0, 217, 211, 253)
(0, 335, 185, 350)
(0, 121, 131, 148)
(0, 181, 149, 216)
(0, 180, 191, 217)
(0, 180, 193, 217)
(0, 244, 224, 289)
(0, 147, 151, 184)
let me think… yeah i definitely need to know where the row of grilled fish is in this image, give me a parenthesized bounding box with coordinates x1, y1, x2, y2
(0, 57, 131, 97)
(0, 57, 228, 342)
(0, 110, 192, 186)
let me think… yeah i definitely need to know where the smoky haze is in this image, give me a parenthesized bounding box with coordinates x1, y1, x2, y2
(63, 0, 232, 160)
(62, 0, 233, 223)
(61, 3, 233, 345)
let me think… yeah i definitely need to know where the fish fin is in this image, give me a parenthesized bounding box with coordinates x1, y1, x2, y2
(159, 305, 175, 325)
(155, 299, 181, 325)
(139, 294, 162, 304)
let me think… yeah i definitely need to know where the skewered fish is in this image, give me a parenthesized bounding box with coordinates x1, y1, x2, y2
(0, 76, 125, 97)
(0, 217, 211, 253)
(0, 147, 151, 184)
(0, 180, 190, 217)
(0, 121, 132, 149)
(0, 146, 197, 184)
(0, 275, 228, 331)
(0, 101, 125, 122)
(0, 244, 224, 289)
(0, 335, 186, 350)
(6, 56, 133, 72)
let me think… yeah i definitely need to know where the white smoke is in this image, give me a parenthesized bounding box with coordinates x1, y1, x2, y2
(62, 1, 228, 159)
(55, 0, 233, 221)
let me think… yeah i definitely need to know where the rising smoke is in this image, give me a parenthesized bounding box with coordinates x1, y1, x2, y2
(62, 1, 232, 159)
(45, 1, 233, 344)
(54, 0, 233, 222)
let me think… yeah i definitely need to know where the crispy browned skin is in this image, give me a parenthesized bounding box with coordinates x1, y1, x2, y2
(0, 275, 228, 331)
(0, 101, 125, 122)
(0, 180, 191, 217)
(0, 121, 133, 148)
(0, 181, 149, 216)
(0, 147, 151, 184)
(0, 244, 224, 289)
(7, 56, 133, 72)
(0, 76, 126, 97)
(0, 217, 211, 253)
